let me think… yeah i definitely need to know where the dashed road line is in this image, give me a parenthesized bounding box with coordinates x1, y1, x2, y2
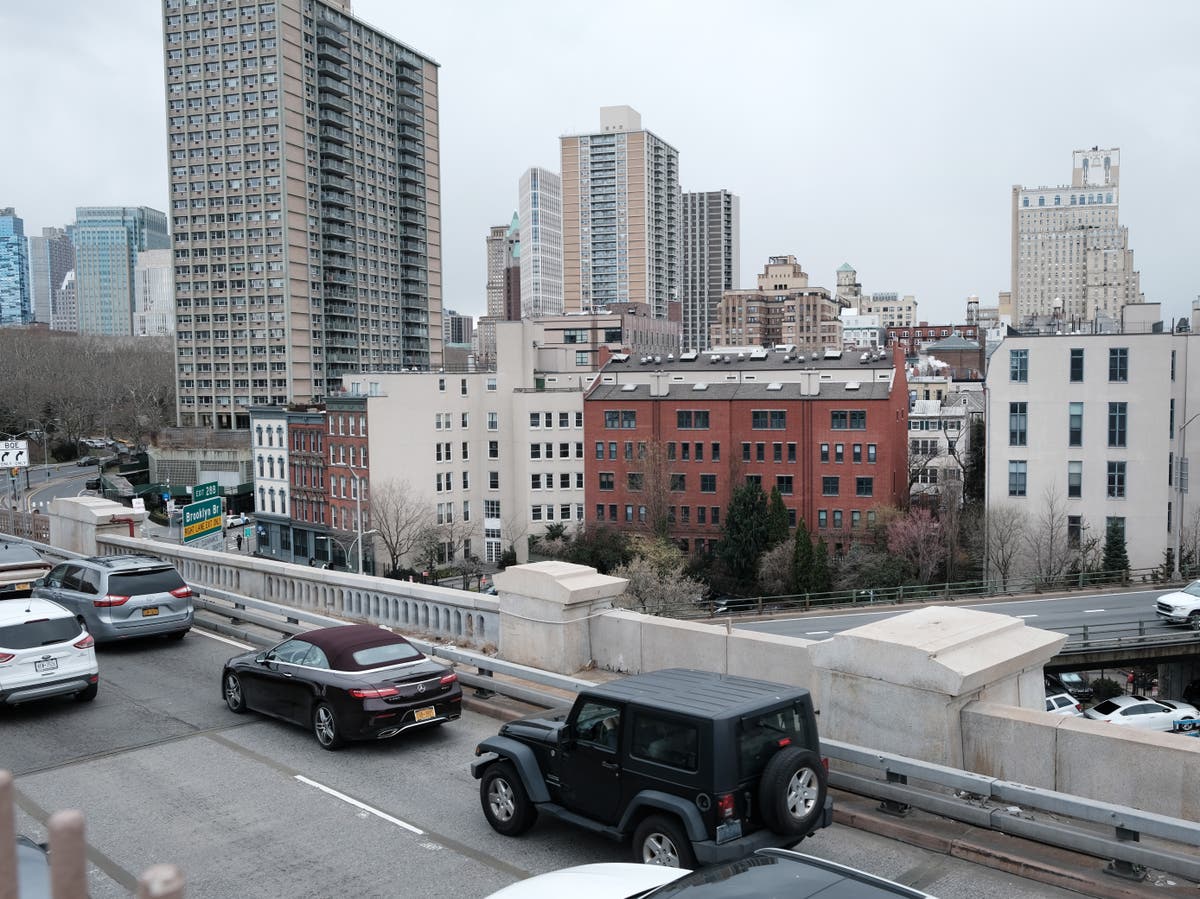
(295, 775, 424, 834)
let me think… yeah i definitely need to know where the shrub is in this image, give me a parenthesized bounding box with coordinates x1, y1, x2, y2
(1090, 677, 1123, 703)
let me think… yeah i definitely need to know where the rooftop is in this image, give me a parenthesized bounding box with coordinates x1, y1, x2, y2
(603, 346, 894, 374)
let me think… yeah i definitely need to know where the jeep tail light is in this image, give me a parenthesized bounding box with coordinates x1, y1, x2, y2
(170, 585, 193, 599)
(822, 757, 829, 772)
(349, 686, 399, 699)
(776, 737, 792, 748)
(0, 652, 13, 664)
(440, 672, 458, 685)
(716, 792, 735, 820)
(74, 634, 95, 650)
(94, 594, 129, 607)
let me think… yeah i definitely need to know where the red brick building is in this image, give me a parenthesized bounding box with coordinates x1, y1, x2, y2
(886, 323, 980, 355)
(584, 347, 909, 554)
(325, 394, 373, 571)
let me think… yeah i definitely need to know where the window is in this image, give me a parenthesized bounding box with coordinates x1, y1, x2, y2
(711, 442, 720, 462)
(622, 411, 637, 429)
(833, 510, 843, 529)
(529, 413, 541, 429)
(461, 378, 468, 397)
(1068, 461, 1082, 498)
(822, 476, 839, 496)
(486, 377, 497, 391)
(530, 444, 542, 460)
(1067, 515, 1082, 548)
(608, 442, 617, 460)
(773, 443, 782, 463)
(1010, 349, 1028, 382)
(852, 444, 862, 463)
(681, 443, 691, 461)
(834, 444, 844, 463)
(711, 507, 719, 525)
(697, 507, 706, 524)
(488, 440, 499, 460)
(488, 471, 499, 489)
(531, 474, 542, 490)
(604, 410, 620, 429)
(1107, 402, 1127, 448)
(630, 712, 698, 771)
(700, 474, 717, 493)
(627, 473, 643, 491)
(752, 410, 786, 430)
(1106, 516, 1126, 543)
(788, 443, 797, 463)
(694, 443, 703, 461)
(1008, 461, 1027, 497)
(487, 412, 498, 431)
(776, 475, 793, 495)
(676, 410, 710, 429)
(1009, 402, 1027, 446)
(598, 472, 614, 491)
(856, 477, 874, 497)
(595, 441, 604, 459)
(1068, 402, 1083, 447)
(820, 443, 829, 463)
(668, 442, 676, 461)
(485, 500, 500, 518)
(1069, 348, 1084, 382)
(867, 444, 877, 463)
(670, 474, 686, 492)
(1108, 347, 1128, 382)
(1107, 461, 1126, 498)
(742, 442, 751, 462)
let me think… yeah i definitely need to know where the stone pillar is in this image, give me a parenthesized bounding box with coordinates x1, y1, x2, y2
(808, 606, 1066, 767)
(48, 496, 149, 557)
(493, 561, 628, 674)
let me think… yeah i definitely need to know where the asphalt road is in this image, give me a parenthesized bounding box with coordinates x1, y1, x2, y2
(2, 628, 1089, 898)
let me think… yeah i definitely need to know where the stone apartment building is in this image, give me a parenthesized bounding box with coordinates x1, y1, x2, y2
(710, 256, 842, 351)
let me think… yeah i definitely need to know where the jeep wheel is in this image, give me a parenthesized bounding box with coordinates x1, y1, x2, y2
(633, 814, 696, 868)
(480, 761, 537, 836)
(759, 747, 828, 836)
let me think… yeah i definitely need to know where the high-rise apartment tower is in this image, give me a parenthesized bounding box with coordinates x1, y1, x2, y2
(162, 0, 442, 429)
(73, 206, 169, 336)
(518, 167, 563, 318)
(680, 189, 739, 351)
(27, 227, 74, 326)
(560, 106, 680, 317)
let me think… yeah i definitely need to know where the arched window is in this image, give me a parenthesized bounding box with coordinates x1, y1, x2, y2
(1038, 196, 1045, 207)
(1022, 197, 1029, 207)
(1106, 192, 1113, 203)
(258, 486, 265, 510)
(1054, 195, 1061, 206)
(255, 425, 263, 447)
(269, 487, 276, 514)
(279, 489, 286, 512)
(278, 455, 284, 479)
(268, 456, 275, 478)
(275, 426, 283, 446)
(257, 456, 264, 477)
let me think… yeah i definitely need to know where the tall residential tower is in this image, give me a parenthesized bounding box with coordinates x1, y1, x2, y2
(27, 227, 74, 326)
(680, 189, 739, 351)
(518, 166, 563, 318)
(72, 206, 169, 336)
(560, 106, 680, 317)
(162, 0, 441, 429)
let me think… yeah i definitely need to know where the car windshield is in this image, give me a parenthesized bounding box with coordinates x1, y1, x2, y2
(351, 641, 423, 668)
(107, 568, 186, 595)
(0, 617, 81, 649)
(1182, 581, 1200, 598)
(0, 545, 44, 566)
(1091, 700, 1121, 715)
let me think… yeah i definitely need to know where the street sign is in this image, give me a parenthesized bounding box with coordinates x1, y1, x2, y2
(0, 440, 28, 468)
(192, 481, 219, 502)
(182, 497, 223, 544)
(132, 498, 145, 513)
(244, 526, 253, 539)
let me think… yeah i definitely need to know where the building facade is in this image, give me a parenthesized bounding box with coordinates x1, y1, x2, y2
(840, 311, 883, 349)
(442, 308, 473, 347)
(162, 0, 442, 429)
(134, 248, 176, 336)
(584, 347, 910, 555)
(518, 166, 563, 318)
(680, 189, 739, 352)
(52, 271, 77, 332)
(324, 393, 372, 570)
(886, 323, 981, 355)
(0, 208, 31, 326)
(1011, 148, 1142, 328)
(561, 106, 680, 317)
(710, 256, 841, 350)
(534, 304, 681, 372)
(859, 291, 918, 328)
(27, 226, 74, 326)
(72, 206, 169, 336)
(984, 332, 1196, 574)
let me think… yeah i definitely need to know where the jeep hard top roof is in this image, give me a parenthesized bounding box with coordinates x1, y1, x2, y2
(582, 668, 811, 719)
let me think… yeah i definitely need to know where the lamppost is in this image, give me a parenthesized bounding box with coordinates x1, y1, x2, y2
(316, 529, 377, 573)
(1172, 411, 1200, 581)
(26, 419, 50, 482)
(314, 533, 351, 569)
(351, 528, 378, 574)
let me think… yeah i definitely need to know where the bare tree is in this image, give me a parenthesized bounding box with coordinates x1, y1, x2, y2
(906, 439, 943, 506)
(985, 503, 1028, 590)
(757, 542, 794, 596)
(1024, 487, 1074, 587)
(886, 506, 945, 584)
(371, 479, 433, 574)
(634, 439, 673, 539)
(610, 555, 706, 616)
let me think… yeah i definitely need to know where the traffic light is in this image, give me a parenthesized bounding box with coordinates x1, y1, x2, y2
(8, 467, 17, 478)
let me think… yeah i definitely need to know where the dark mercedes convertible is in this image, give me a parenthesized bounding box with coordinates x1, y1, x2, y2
(221, 624, 462, 749)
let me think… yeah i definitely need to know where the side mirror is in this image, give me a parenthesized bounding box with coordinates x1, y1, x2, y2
(255, 652, 270, 664)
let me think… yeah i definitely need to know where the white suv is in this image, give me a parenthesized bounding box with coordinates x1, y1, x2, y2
(0, 598, 99, 705)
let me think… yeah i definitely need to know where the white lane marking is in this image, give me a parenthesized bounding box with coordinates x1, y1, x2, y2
(805, 631, 830, 636)
(194, 629, 253, 650)
(295, 775, 424, 834)
(1083, 609, 1105, 614)
(1016, 614, 1038, 619)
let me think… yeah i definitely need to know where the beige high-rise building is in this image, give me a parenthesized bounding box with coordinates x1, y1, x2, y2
(710, 255, 841, 350)
(560, 106, 680, 317)
(1011, 148, 1142, 328)
(859, 291, 918, 328)
(681, 189, 739, 351)
(162, 0, 441, 430)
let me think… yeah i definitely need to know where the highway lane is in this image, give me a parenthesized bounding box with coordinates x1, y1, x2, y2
(2, 629, 1085, 898)
(736, 587, 1183, 642)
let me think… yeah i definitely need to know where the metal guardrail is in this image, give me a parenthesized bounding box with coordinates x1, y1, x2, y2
(1057, 617, 1200, 652)
(194, 586, 1200, 884)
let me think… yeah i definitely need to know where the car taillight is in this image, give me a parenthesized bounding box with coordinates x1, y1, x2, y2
(1074, 704, 1082, 712)
(716, 793, 735, 820)
(440, 672, 458, 685)
(0, 652, 13, 664)
(74, 634, 95, 650)
(170, 585, 193, 599)
(349, 686, 400, 699)
(776, 737, 792, 748)
(94, 594, 129, 607)
(822, 757, 829, 772)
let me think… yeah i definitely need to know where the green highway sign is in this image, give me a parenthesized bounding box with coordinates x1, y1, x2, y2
(193, 481, 219, 502)
(182, 497, 223, 543)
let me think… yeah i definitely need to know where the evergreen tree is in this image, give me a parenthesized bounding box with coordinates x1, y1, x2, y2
(791, 518, 814, 593)
(1101, 519, 1130, 583)
(963, 417, 986, 507)
(766, 486, 790, 547)
(717, 481, 770, 593)
(812, 537, 833, 593)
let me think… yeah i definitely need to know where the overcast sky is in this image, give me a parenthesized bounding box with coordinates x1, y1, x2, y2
(3, 1, 1199, 326)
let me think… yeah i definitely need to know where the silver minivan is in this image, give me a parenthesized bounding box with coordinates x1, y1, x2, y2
(32, 555, 193, 643)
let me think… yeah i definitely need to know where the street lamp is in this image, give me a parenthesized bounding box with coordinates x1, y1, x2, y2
(351, 528, 379, 574)
(1172, 411, 1200, 581)
(316, 529, 378, 573)
(26, 419, 50, 481)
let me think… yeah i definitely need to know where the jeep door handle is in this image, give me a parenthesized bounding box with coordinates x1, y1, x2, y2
(601, 761, 619, 771)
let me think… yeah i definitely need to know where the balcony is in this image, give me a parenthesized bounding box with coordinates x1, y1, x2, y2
(321, 205, 350, 224)
(319, 141, 350, 161)
(319, 156, 352, 176)
(321, 187, 351, 208)
(317, 76, 349, 97)
(318, 92, 350, 114)
(319, 125, 350, 145)
(316, 44, 350, 66)
(396, 65, 421, 85)
(320, 221, 352, 238)
(317, 60, 351, 82)
(318, 106, 352, 129)
(316, 22, 349, 48)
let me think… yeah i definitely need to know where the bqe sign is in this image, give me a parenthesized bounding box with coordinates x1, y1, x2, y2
(182, 497, 223, 543)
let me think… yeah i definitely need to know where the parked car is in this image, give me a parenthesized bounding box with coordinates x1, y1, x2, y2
(1044, 692, 1083, 715)
(1154, 580, 1200, 628)
(31, 555, 193, 643)
(226, 513, 251, 528)
(13, 834, 51, 897)
(0, 542, 53, 600)
(1054, 671, 1093, 701)
(75, 455, 97, 467)
(1083, 695, 1200, 731)
(485, 847, 935, 899)
(84, 477, 101, 491)
(221, 624, 462, 750)
(472, 668, 832, 868)
(0, 596, 98, 705)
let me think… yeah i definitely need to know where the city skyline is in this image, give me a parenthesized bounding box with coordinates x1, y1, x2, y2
(3, 2, 1200, 327)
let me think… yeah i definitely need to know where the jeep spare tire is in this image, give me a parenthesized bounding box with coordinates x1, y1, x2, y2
(759, 747, 827, 836)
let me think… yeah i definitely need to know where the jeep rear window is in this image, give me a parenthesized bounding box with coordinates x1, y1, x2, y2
(107, 568, 186, 596)
(630, 712, 698, 771)
(0, 617, 82, 650)
(738, 703, 810, 780)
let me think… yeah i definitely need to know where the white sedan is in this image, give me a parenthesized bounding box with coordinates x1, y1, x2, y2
(1083, 695, 1200, 731)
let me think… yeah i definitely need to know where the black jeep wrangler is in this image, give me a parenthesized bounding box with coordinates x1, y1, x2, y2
(471, 668, 832, 868)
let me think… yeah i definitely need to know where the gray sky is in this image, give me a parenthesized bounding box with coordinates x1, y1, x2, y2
(3, 1, 1199, 326)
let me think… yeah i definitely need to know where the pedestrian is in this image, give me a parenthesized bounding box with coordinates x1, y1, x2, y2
(236, 533, 243, 551)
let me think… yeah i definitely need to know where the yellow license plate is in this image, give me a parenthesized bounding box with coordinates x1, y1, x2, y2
(414, 706, 436, 722)
(142, 607, 160, 617)
(15, 583, 30, 592)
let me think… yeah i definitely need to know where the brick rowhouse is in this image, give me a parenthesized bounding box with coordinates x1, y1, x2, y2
(584, 346, 909, 554)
